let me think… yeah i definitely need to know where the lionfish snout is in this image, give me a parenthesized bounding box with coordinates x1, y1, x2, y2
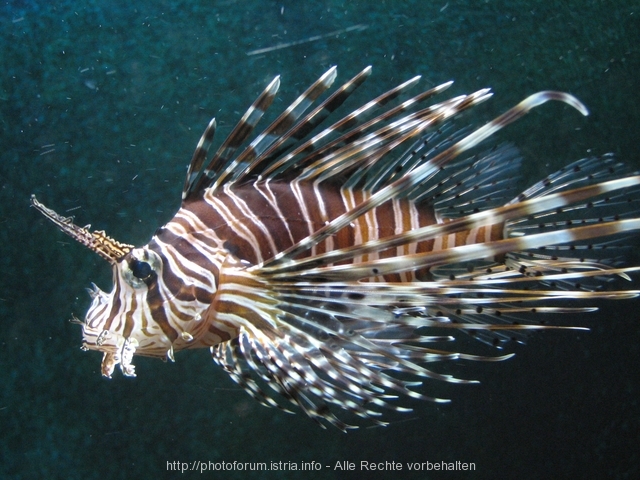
(79, 284, 135, 378)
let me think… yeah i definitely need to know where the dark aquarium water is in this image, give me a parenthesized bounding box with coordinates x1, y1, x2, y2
(1, 1, 638, 479)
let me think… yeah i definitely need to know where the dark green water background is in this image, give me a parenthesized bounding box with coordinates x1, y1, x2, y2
(1, 1, 638, 478)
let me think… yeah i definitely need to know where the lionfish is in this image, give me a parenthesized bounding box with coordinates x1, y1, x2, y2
(32, 66, 640, 431)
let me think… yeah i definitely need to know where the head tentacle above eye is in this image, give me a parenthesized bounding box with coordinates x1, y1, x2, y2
(30, 194, 134, 264)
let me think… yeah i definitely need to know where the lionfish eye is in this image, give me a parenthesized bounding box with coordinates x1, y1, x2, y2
(121, 248, 161, 289)
(130, 259, 152, 279)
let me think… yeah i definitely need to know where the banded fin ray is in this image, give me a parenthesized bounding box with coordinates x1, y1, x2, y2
(210, 261, 523, 430)
(257, 173, 640, 279)
(211, 66, 339, 189)
(256, 77, 454, 182)
(185, 67, 455, 198)
(184, 75, 281, 199)
(234, 66, 374, 182)
(292, 90, 493, 185)
(211, 255, 604, 430)
(259, 91, 589, 269)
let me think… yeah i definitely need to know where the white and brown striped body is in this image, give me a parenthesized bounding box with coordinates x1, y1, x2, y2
(83, 177, 506, 369)
(32, 66, 640, 429)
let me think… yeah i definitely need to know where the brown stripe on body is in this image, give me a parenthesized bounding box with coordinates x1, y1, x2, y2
(415, 220, 506, 281)
(203, 182, 353, 264)
(145, 273, 179, 344)
(410, 199, 438, 280)
(205, 187, 279, 263)
(332, 187, 356, 261)
(187, 181, 507, 281)
(372, 196, 404, 282)
(180, 183, 512, 286)
(454, 223, 504, 246)
(195, 181, 445, 275)
(148, 234, 219, 303)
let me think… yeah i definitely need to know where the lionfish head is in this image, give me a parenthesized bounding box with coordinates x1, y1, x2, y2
(30, 195, 169, 378)
(83, 245, 167, 378)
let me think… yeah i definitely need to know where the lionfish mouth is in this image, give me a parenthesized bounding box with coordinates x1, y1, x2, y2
(32, 66, 640, 430)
